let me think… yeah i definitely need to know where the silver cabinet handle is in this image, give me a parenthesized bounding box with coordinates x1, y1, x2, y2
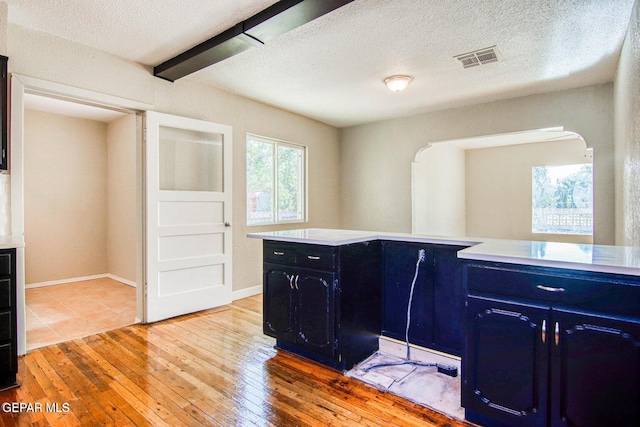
(555, 322, 560, 346)
(536, 285, 566, 293)
(307, 255, 321, 260)
(274, 251, 285, 256)
(541, 320, 546, 343)
(288, 275, 294, 289)
(294, 275, 299, 290)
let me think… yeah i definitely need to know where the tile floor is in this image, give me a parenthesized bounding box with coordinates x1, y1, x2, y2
(25, 277, 137, 351)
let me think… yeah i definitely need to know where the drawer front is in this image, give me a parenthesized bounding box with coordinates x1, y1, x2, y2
(465, 262, 640, 317)
(264, 242, 336, 271)
(264, 242, 297, 265)
(0, 311, 11, 342)
(0, 279, 10, 309)
(0, 342, 13, 378)
(0, 253, 11, 276)
(296, 245, 336, 270)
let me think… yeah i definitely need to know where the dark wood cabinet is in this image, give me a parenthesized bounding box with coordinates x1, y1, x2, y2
(463, 261, 640, 427)
(0, 248, 16, 390)
(0, 56, 7, 171)
(550, 309, 640, 427)
(264, 263, 335, 358)
(465, 295, 549, 427)
(263, 240, 381, 370)
(382, 242, 467, 356)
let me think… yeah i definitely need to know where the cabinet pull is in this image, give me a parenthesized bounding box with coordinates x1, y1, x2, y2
(307, 255, 321, 260)
(554, 322, 560, 346)
(294, 275, 299, 290)
(273, 251, 285, 256)
(536, 285, 566, 293)
(541, 320, 546, 343)
(288, 275, 294, 289)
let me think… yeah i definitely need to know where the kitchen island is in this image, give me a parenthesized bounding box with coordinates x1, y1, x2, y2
(248, 228, 640, 427)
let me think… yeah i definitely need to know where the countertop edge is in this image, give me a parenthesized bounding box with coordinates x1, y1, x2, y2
(248, 229, 640, 277)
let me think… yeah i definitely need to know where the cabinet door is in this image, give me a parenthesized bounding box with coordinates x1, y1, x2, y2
(382, 242, 434, 347)
(263, 264, 295, 341)
(551, 309, 640, 427)
(295, 269, 336, 358)
(465, 296, 549, 427)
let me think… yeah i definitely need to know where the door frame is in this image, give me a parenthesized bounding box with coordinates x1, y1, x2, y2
(10, 74, 152, 355)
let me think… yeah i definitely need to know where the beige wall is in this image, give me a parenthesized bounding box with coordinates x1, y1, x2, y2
(7, 23, 341, 293)
(340, 84, 615, 245)
(24, 110, 109, 284)
(465, 139, 592, 243)
(107, 114, 137, 283)
(614, 0, 640, 246)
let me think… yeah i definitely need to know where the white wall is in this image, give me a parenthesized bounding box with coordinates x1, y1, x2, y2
(614, 0, 640, 246)
(5, 22, 341, 293)
(413, 143, 465, 236)
(340, 84, 615, 245)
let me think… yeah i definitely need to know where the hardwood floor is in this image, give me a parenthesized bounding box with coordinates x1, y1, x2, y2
(1, 295, 473, 426)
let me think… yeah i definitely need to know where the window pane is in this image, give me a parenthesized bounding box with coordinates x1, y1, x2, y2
(246, 139, 274, 225)
(277, 145, 304, 222)
(159, 126, 223, 191)
(532, 164, 593, 235)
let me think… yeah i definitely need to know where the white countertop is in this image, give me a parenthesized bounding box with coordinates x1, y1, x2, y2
(0, 235, 25, 249)
(248, 228, 640, 277)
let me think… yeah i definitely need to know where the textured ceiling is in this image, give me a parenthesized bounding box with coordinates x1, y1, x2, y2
(6, 0, 636, 128)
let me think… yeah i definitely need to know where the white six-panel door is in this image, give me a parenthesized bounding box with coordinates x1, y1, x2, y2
(145, 111, 232, 322)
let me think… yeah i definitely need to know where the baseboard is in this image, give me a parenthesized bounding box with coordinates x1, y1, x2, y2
(26, 274, 109, 289)
(26, 273, 137, 289)
(233, 284, 262, 301)
(378, 336, 461, 369)
(106, 274, 137, 288)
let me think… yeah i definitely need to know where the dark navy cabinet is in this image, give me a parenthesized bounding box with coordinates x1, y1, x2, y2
(382, 242, 468, 356)
(0, 248, 17, 390)
(463, 261, 640, 427)
(264, 263, 335, 358)
(263, 240, 381, 371)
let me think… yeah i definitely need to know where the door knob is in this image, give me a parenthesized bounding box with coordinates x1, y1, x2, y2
(224, 222, 231, 227)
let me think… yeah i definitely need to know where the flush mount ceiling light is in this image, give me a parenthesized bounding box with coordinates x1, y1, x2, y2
(384, 75, 413, 92)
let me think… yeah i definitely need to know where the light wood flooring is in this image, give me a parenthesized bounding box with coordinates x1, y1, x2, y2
(1, 295, 473, 426)
(25, 278, 137, 350)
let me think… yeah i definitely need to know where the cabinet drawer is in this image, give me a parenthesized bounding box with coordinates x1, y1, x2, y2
(264, 242, 297, 265)
(0, 342, 13, 376)
(296, 245, 336, 270)
(0, 279, 10, 309)
(465, 263, 640, 317)
(0, 311, 11, 342)
(264, 242, 336, 271)
(0, 253, 11, 276)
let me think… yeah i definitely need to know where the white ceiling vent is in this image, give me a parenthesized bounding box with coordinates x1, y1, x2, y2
(454, 46, 501, 68)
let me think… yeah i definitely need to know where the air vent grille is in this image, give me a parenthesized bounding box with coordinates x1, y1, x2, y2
(454, 46, 501, 68)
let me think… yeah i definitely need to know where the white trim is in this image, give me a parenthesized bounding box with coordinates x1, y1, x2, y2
(106, 274, 137, 287)
(26, 274, 108, 289)
(232, 284, 262, 301)
(25, 274, 137, 289)
(11, 74, 151, 356)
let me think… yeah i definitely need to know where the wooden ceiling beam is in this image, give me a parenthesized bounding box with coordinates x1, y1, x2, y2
(153, 0, 353, 82)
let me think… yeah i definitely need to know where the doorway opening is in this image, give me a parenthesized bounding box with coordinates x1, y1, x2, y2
(411, 127, 594, 244)
(23, 93, 138, 350)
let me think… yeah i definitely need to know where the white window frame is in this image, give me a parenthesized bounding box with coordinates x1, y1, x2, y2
(531, 163, 594, 236)
(246, 134, 307, 226)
